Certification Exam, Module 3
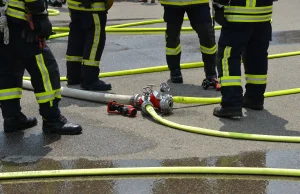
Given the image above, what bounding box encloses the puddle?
[1,150,300,193]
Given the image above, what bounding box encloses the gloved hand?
[22,13,52,43]
[213,3,228,27]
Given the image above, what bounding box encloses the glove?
[213,3,228,27]
[22,13,52,43]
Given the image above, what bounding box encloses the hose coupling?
[159,94,173,114]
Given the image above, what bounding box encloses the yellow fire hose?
[1,166,300,180]
[8,9,300,181]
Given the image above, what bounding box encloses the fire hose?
[20,9,300,143]
[10,8,300,180]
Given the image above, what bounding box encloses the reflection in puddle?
[1,149,300,193]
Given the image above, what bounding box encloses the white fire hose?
[22,80,133,105]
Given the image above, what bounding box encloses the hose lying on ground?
[12,8,300,181]
[1,166,300,180]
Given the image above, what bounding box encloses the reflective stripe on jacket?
[67,0,106,11]
[224,0,273,22]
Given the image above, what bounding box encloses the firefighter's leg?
[0,45,37,132]
[66,11,85,85]
[242,22,271,110]
[187,5,217,79]
[163,6,185,83]
[81,12,111,91]
[25,46,82,135]
[213,23,254,118]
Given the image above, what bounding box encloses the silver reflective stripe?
[225,6,272,14]
[0,91,22,97]
[166,45,181,55]
[8,0,25,9]
[248,0,255,7]
[83,60,99,66]
[55,91,62,97]
[36,54,51,92]
[66,55,83,62]
[221,79,241,83]
[225,14,272,22]
[36,93,55,101]
[200,45,217,54]
[6,8,26,20]
[246,77,267,81]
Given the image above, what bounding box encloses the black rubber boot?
[170,69,183,83]
[81,80,112,91]
[243,96,264,110]
[42,115,82,135]
[67,79,81,85]
[213,107,243,118]
[4,112,37,133]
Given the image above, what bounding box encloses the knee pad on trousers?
[192,23,216,47]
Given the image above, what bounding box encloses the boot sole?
[213,111,243,118]
[43,127,82,135]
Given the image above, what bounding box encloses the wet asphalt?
[1,0,300,193]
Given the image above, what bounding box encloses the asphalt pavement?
[1,1,300,193]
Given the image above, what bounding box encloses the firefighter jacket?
[5,0,47,23]
[224,0,273,22]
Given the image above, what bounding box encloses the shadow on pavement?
[0,132,61,164]
[218,109,300,137]
[166,80,221,98]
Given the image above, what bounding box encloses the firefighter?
[0,0,82,134]
[65,0,113,91]
[160,0,219,89]
[212,0,274,118]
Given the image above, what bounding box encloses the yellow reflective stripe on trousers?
[84,14,101,67]
[222,46,231,77]
[6,8,27,20]
[224,6,273,14]
[0,88,22,100]
[35,54,54,104]
[245,74,267,84]
[35,89,61,104]
[8,0,25,10]
[83,60,100,67]
[220,76,242,86]
[166,44,181,55]
[24,0,38,3]
[67,1,106,11]
[200,44,217,55]
[246,0,256,7]
[160,0,208,6]
[225,14,272,22]
[66,55,83,62]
